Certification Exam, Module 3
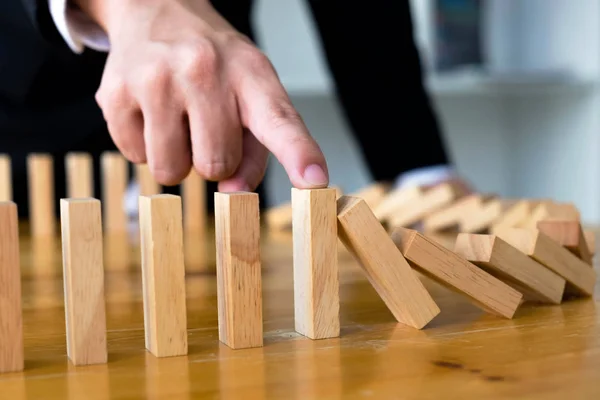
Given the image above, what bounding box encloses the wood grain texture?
[392,228,523,319]
[101,151,128,234]
[215,192,263,349]
[139,194,188,357]
[537,220,592,265]
[292,188,339,340]
[495,227,597,297]
[454,234,566,304]
[65,152,93,199]
[336,196,440,329]
[60,198,107,365]
[0,202,22,373]
[27,154,56,236]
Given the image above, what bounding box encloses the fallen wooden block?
[495,227,596,297]
[388,182,464,228]
[348,182,390,209]
[423,193,496,232]
[371,185,423,222]
[391,228,523,319]
[536,220,592,265]
[490,200,542,233]
[337,196,440,329]
[460,199,517,233]
[520,201,580,230]
[454,233,566,304]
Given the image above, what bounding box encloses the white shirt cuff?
[393,164,456,189]
[49,0,110,53]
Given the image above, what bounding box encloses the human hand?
[79,0,329,191]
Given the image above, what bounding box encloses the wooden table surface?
[1,223,599,399]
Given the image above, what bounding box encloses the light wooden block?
[139,194,188,357]
[520,202,580,230]
[0,202,23,373]
[495,227,596,297]
[135,163,161,196]
[292,188,339,340]
[348,182,390,209]
[27,153,56,236]
[66,152,93,198]
[454,233,566,304]
[388,182,464,228]
[460,199,517,233]
[0,155,12,201]
[60,198,107,365]
[584,230,596,256]
[372,186,423,222]
[391,228,523,319]
[101,151,128,234]
[423,193,495,232]
[215,192,263,349]
[490,200,542,233]
[336,196,440,329]
[537,220,593,265]
[182,170,206,233]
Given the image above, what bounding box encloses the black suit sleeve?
[15,0,71,48]
[306,0,452,182]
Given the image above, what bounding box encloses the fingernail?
[303,164,328,187]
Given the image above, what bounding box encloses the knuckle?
[95,80,129,110]
[242,49,274,74]
[138,62,171,94]
[180,39,220,81]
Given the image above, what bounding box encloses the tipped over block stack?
[215,192,263,349]
[139,194,188,357]
[292,188,340,340]
[336,196,440,329]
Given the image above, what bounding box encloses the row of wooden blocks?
[0,152,206,236]
[2,183,597,373]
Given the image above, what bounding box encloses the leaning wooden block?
[537,220,592,265]
[391,228,523,319]
[460,199,517,233]
[139,194,188,357]
[454,233,566,304]
[348,182,390,209]
[0,202,23,373]
[215,192,263,349]
[423,193,495,232]
[336,196,440,329]
[495,228,596,297]
[490,200,542,233]
[60,198,107,365]
[520,202,580,230]
[292,188,339,340]
[372,185,423,222]
[388,182,464,228]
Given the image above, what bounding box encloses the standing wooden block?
[27,153,56,236]
[495,228,597,297]
[336,196,440,329]
[101,151,128,234]
[454,234,566,304]
[65,152,93,198]
[135,164,161,196]
[537,220,593,265]
[0,202,23,373]
[423,193,495,232]
[292,188,339,340]
[0,155,12,201]
[182,170,206,233]
[391,228,523,319]
[139,194,188,357]
[388,182,464,228]
[60,198,107,365]
[215,192,263,348]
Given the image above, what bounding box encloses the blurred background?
[255,0,600,225]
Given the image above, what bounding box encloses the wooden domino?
[27,153,56,236]
[520,201,580,230]
[454,233,566,304]
[388,182,464,228]
[101,151,128,234]
[292,188,339,340]
[60,198,107,365]
[139,194,188,357]
[215,192,263,349]
[490,200,542,233]
[495,227,596,297]
[135,163,161,196]
[391,228,523,319]
[0,202,23,373]
[348,182,390,209]
[584,230,596,256]
[372,185,422,222]
[0,154,12,201]
[460,199,517,233]
[423,193,496,232]
[182,170,206,233]
[336,196,440,329]
[65,152,93,198]
[536,220,593,265]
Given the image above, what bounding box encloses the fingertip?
[300,163,329,188]
[218,179,251,193]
